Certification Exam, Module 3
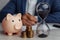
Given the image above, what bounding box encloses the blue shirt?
[0,0,60,23]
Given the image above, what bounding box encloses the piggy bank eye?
[12,20,14,22]
[19,19,20,21]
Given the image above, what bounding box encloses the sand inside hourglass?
[38,10,49,19]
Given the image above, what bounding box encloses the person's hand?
[22,13,37,26]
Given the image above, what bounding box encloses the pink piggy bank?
[2,13,22,36]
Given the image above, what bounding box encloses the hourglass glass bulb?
[42,4,48,9]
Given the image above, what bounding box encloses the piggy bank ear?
[6,13,12,20]
[16,13,21,18]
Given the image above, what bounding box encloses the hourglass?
[36,2,50,38]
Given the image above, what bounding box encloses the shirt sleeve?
[46,0,60,23]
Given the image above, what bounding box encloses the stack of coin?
[27,31,34,38]
[26,26,34,38]
[26,26,32,31]
[21,31,27,38]
[21,26,34,38]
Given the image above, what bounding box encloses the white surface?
[0,23,60,40]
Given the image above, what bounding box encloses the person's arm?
[46,0,60,23]
[46,12,60,23]
[0,0,16,22]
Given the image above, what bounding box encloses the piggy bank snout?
[14,24,21,30]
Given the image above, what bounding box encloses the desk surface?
[0,23,60,40]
